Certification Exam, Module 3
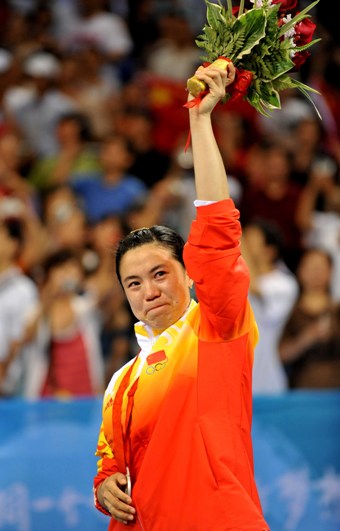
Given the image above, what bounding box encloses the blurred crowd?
[0,0,340,399]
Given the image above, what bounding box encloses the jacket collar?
[134,299,197,357]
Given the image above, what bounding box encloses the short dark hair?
[43,248,80,277]
[299,247,334,269]
[115,225,185,285]
[57,111,93,142]
[101,133,135,157]
[246,217,284,260]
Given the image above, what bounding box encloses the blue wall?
[0,392,339,531]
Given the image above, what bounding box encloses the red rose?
[272,0,297,13]
[294,17,316,46]
[292,50,311,70]
[227,69,253,102]
[232,6,240,16]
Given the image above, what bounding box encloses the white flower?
[282,14,296,39]
[289,39,297,57]
[250,0,273,6]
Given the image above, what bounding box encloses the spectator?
[62,0,133,75]
[0,195,48,277]
[0,48,17,133]
[0,216,38,397]
[0,130,34,202]
[290,117,336,187]
[7,51,76,157]
[115,108,171,189]
[279,248,340,389]
[23,248,105,398]
[213,110,255,185]
[86,214,135,382]
[310,39,340,153]
[58,46,120,139]
[125,171,195,239]
[126,0,160,65]
[296,156,340,300]
[4,3,60,59]
[240,140,304,272]
[41,184,88,256]
[242,218,299,394]
[0,131,49,273]
[1,9,44,61]
[29,111,101,191]
[145,5,200,82]
[71,133,147,223]
[132,5,201,155]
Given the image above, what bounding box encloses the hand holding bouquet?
[186,0,321,117]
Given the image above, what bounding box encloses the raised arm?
[184,64,255,340]
[188,64,236,201]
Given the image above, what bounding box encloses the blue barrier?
[0,392,339,531]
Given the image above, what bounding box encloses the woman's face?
[243,225,267,264]
[298,250,332,292]
[47,259,83,295]
[120,243,191,331]
[91,217,123,252]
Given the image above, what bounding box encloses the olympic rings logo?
[146,359,168,375]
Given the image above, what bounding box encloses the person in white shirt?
[6,52,76,157]
[62,0,133,61]
[0,217,38,397]
[242,218,299,394]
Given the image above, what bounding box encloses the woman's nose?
[144,281,160,300]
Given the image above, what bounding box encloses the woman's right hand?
[98,472,136,525]
[188,62,236,117]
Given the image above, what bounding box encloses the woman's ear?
[184,270,193,289]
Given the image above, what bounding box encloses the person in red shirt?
[94,64,269,530]
[24,248,104,398]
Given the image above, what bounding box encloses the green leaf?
[293,38,322,53]
[232,26,246,57]
[267,55,295,80]
[271,74,295,91]
[246,89,271,116]
[265,3,280,30]
[206,1,223,30]
[232,8,267,60]
[273,75,322,118]
[221,37,236,59]
[195,37,206,49]
[273,75,320,94]
[258,81,281,110]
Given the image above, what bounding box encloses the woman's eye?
[155,271,166,278]
[128,280,140,288]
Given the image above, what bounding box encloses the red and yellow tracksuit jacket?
[94,199,270,530]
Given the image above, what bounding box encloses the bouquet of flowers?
[186,0,321,117]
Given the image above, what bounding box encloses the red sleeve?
[183,199,251,340]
